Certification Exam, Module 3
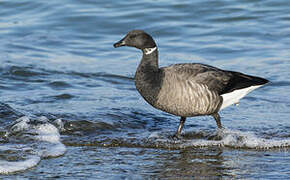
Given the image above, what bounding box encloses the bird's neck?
[134,46,161,105]
[135,46,160,85]
[138,47,159,72]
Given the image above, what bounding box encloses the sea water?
[0,0,289,179]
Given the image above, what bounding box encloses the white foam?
[149,128,290,149]
[40,143,66,158]
[0,116,66,174]
[148,131,160,139]
[9,116,30,133]
[53,118,65,132]
[0,156,40,174]
[34,123,61,143]
[219,129,290,149]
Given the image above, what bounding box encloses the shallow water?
[0,0,289,179]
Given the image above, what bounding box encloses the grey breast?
[154,64,223,117]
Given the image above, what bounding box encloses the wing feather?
[161,63,268,95]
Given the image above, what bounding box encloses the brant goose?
[114,30,268,137]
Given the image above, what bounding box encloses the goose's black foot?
[170,133,183,140]
[208,127,225,141]
[170,116,187,140]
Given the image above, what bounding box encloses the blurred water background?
[0,0,289,179]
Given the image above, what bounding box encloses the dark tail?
[221,71,269,94]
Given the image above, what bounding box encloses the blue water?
[0,0,290,179]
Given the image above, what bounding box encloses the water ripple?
[1,0,290,178]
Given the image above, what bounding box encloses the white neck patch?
[144,47,157,55]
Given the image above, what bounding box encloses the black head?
[114,30,156,50]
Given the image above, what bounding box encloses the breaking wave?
[147,128,290,149]
[0,116,66,174]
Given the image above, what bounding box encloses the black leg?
[212,113,222,129]
[176,117,186,135]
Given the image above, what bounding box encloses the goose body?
[114,30,269,136]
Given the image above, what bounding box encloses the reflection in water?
[155,148,228,179]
